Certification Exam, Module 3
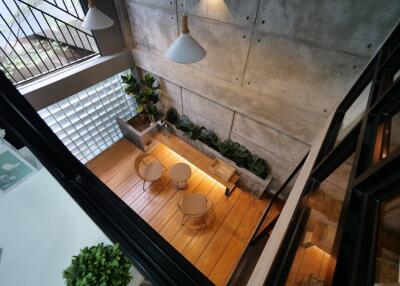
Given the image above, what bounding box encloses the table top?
[141,161,163,181]
[170,162,191,181]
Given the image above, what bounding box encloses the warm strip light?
[157,142,225,189]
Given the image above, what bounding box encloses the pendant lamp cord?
[181,0,189,33]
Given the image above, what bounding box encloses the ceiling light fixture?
[82,0,114,30]
[166,0,206,64]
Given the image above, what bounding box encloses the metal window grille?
[38,70,137,164]
[0,0,99,85]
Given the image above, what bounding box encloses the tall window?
[38,70,137,163]
[0,0,99,85]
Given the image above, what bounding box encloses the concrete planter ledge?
[162,123,273,198]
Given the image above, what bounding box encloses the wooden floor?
[86,136,274,285]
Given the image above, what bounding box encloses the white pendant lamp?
[166,1,206,64]
[82,0,114,30]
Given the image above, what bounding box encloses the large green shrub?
[63,243,132,286]
[121,72,160,123]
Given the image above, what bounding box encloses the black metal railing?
[0,0,98,85]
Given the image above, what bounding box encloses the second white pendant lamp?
[166,1,206,64]
[82,0,114,30]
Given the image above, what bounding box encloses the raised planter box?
[161,122,273,198]
[116,118,158,152]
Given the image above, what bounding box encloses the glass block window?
[38,70,137,163]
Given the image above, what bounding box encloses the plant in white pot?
[63,243,134,286]
[117,72,160,151]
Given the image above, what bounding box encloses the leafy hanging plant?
[63,243,132,286]
[121,72,160,123]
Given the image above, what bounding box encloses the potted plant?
[63,243,134,286]
[116,72,160,151]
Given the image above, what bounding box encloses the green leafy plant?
[176,115,191,131]
[166,110,268,179]
[175,115,203,140]
[165,107,179,124]
[199,129,220,150]
[63,243,132,286]
[218,139,239,160]
[121,72,160,123]
[218,139,251,168]
[233,144,252,168]
[248,155,268,179]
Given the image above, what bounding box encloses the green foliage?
[248,155,268,179]
[176,115,202,139]
[167,109,268,179]
[120,74,138,95]
[165,107,179,124]
[121,72,160,122]
[198,129,219,150]
[63,243,132,286]
[218,139,251,168]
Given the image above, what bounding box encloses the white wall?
[0,162,143,285]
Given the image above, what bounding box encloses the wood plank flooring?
[86,137,272,285]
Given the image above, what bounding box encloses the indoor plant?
[63,243,132,286]
[164,108,269,179]
[117,72,160,151]
[121,72,160,127]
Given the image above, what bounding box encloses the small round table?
[170,163,191,190]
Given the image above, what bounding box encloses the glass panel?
[335,83,371,145]
[0,137,151,286]
[375,194,400,283]
[38,70,137,164]
[285,155,353,285]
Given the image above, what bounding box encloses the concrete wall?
[119,0,400,188]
